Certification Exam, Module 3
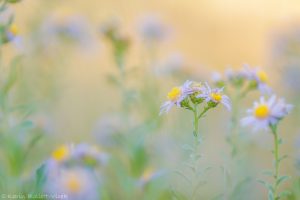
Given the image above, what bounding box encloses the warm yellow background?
[15,0,300,67]
[10,0,300,142]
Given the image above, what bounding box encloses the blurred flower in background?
[44,167,99,200]
[271,26,300,95]
[37,15,96,51]
[138,15,170,45]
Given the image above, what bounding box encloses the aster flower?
[45,143,107,187]
[241,95,293,131]
[159,80,194,115]
[45,144,74,178]
[39,15,95,50]
[138,15,169,43]
[44,167,99,200]
[211,72,222,83]
[242,65,272,94]
[6,24,18,40]
[197,83,231,111]
[241,95,293,199]
[0,23,19,44]
[49,143,108,167]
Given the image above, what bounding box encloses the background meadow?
[1,0,300,199]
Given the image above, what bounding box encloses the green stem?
[191,106,211,144]
[191,105,201,200]
[114,51,129,113]
[271,124,279,200]
[198,106,210,119]
[193,105,199,140]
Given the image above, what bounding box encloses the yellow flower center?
[52,145,69,162]
[211,93,222,102]
[167,87,181,101]
[257,71,268,83]
[66,175,82,193]
[254,104,269,119]
[9,24,18,36]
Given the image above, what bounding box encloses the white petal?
[241,116,255,126]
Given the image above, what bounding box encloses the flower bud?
[190,93,203,105]
[180,98,192,110]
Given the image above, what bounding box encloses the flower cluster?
[43,143,108,199]
[160,80,231,115]
[49,143,109,168]
[212,64,271,95]
[241,65,271,94]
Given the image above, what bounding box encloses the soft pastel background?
[1,0,300,199]
[8,0,300,135]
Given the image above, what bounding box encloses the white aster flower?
[197,83,231,111]
[49,143,109,168]
[241,95,293,131]
[159,80,193,115]
[211,72,222,83]
[242,65,272,94]
[44,167,99,200]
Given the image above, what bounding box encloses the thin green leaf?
[35,164,47,192]
[257,179,274,192]
[1,56,22,96]
[276,176,290,186]
[278,155,288,163]
[262,170,274,177]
